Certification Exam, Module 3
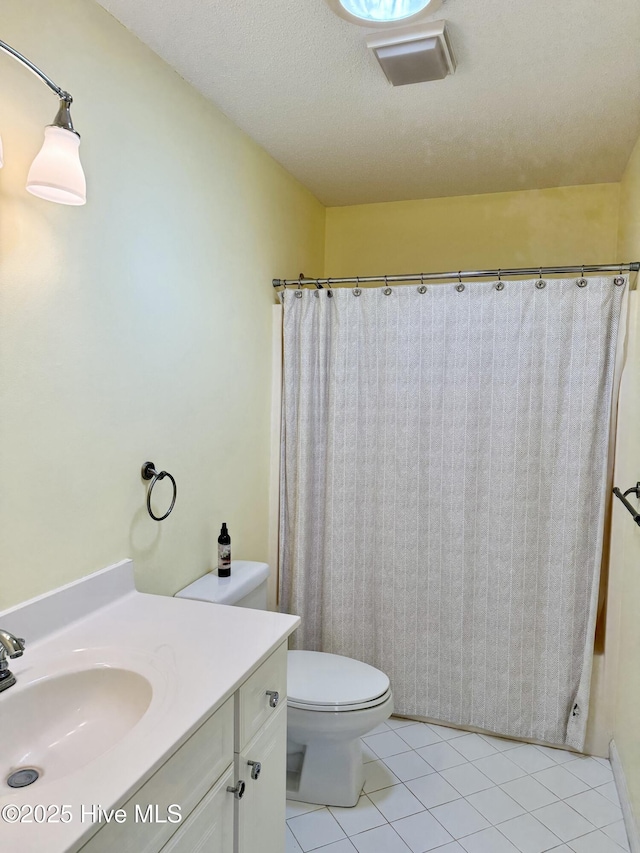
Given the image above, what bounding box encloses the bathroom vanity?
[0,560,298,853]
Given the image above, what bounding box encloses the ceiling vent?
[366,21,456,86]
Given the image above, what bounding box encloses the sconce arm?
[0,38,72,103]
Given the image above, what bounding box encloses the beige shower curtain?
[279,276,625,749]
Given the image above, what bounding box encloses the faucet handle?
[0,630,26,659]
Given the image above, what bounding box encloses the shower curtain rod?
[272,262,640,290]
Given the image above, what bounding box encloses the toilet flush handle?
[266,690,279,708]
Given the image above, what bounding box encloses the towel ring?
[141,461,177,521]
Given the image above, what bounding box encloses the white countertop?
[0,561,300,853]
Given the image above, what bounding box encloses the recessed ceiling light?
[327,0,442,27]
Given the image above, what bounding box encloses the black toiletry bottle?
[218,523,231,577]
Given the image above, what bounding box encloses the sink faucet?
[0,630,25,693]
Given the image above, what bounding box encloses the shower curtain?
[279,276,625,749]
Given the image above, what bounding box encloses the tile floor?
[285,717,630,853]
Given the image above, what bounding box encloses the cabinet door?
[159,764,234,853]
[236,704,286,853]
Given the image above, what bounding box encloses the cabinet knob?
[247,760,262,780]
[227,780,246,799]
[266,689,279,708]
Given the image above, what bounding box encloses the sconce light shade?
[26,126,86,205]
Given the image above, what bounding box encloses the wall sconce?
[0,39,86,205]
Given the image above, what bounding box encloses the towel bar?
[613,483,640,527]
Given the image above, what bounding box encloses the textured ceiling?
[97,0,640,206]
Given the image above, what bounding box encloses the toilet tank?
[175,561,270,610]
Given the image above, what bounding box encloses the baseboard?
[610,739,640,853]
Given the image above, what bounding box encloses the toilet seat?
[287,651,391,712]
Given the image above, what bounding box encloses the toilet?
[176,561,393,807]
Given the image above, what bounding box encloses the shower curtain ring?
[383,275,392,295]
[418,273,427,294]
[575,265,588,287]
[354,276,362,296]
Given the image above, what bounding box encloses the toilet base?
[287,738,364,808]
[286,691,394,808]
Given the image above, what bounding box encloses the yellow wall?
[0,0,324,609]
[611,134,640,829]
[325,184,620,277]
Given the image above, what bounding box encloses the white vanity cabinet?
[234,642,288,853]
[78,642,288,853]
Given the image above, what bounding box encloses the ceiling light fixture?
[327,0,442,28]
[0,39,86,206]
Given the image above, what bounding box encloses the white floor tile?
[533,746,580,765]
[287,800,326,819]
[440,764,494,796]
[473,754,526,785]
[533,766,590,799]
[398,723,444,749]
[564,788,622,828]
[596,782,622,806]
[287,825,304,852]
[459,826,520,853]
[500,776,559,811]
[287,719,617,853]
[368,722,391,736]
[363,730,413,759]
[430,799,490,839]
[567,830,624,853]
[383,750,435,782]
[387,717,417,730]
[330,796,387,836]
[392,809,454,852]
[563,756,614,788]
[428,724,468,741]
[452,734,498,761]
[601,819,631,851]
[288,808,347,852]
[407,773,462,809]
[417,742,469,771]
[363,759,402,793]
[497,813,561,853]
[531,801,595,842]
[349,824,412,853]
[313,842,357,853]
[362,742,378,763]
[466,787,525,825]
[478,734,521,752]
[368,784,426,822]
[507,745,556,774]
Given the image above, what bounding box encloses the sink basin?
[1,667,153,789]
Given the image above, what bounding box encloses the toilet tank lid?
[288,651,390,707]
[174,561,269,606]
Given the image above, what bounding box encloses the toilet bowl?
[175,561,393,807]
